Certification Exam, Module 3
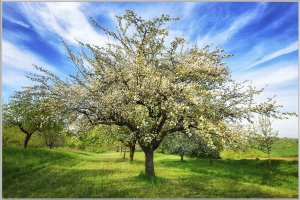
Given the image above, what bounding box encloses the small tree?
[249,115,279,172]
[193,133,223,165]
[40,120,65,149]
[108,126,137,162]
[2,90,52,149]
[87,124,137,162]
[65,115,95,150]
[160,132,197,161]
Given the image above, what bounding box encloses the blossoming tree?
[28,10,294,176]
[3,90,62,149]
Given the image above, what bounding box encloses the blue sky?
[2,2,298,138]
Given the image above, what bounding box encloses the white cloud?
[251,88,298,138]
[3,40,57,73]
[236,64,298,88]
[182,2,200,15]
[2,40,58,89]
[6,18,30,29]
[234,62,298,112]
[246,41,298,69]
[16,2,204,51]
[197,3,268,48]
[107,2,200,20]
[2,69,31,88]
[234,61,298,138]
[3,29,32,43]
[20,2,108,47]
[273,116,298,138]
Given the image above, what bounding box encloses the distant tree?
[40,120,65,149]
[65,115,95,150]
[2,126,23,147]
[192,133,223,165]
[28,10,295,176]
[2,126,14,147]
[160,132,197,161]
[279,137,293,150]
[190,121,249,165]
[249,115,279,172]
[2,90,54,149]
[74,123,137,162]
[109,126,137,162]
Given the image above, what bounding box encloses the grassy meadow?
[221,139,298,159]
[3,139,298,198]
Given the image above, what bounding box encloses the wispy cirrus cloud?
[236,63,298,88]
[3,40,58,73]
[5,18,30,29]
[245,41,298,70]
[2,40,60,96]
[197,3,268,48]
[237,63,298,138]
[20,2,108,46]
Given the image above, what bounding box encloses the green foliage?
[26,134,45,148]
[64,135,85,150]
[249,115,279,155]
[3,147,298,198]
[39,119,66,148]
[87,125,114,146]
[159,132,197,159]
[159,131,224,160]
[2,126,23,147]
[3,90,50,134]
[3,90,67,149]
[64,124,121,150]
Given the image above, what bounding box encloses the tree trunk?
[180,153,184,161]
[123,147,126,159]
[209,157,213,166]
[23,134,32,149]
[268,153,272,173]
[129,145,135,163]
[144,148,155,177]
[3,138,9,147]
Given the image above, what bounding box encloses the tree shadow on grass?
[158,158,298,190]
[134,171,164,184]
[99,172,297,198]
[3,166,124,198]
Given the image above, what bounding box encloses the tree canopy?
[3,90,49,148]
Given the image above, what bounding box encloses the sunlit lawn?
[3,147,298,198]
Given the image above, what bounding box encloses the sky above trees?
[2,2,298,138]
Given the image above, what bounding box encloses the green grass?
[271,139,298,157]
[3,147,298,198]
[221,139,298,159]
